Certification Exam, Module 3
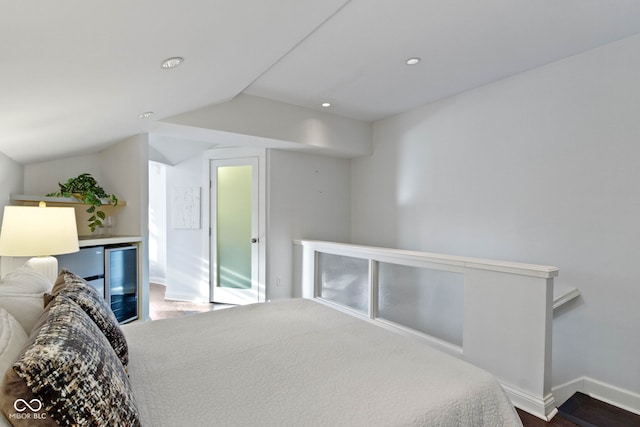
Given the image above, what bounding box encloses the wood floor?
[148,284,638,426]
[148,283,232,320]
[518,392,640,427]
[518,409,579,427]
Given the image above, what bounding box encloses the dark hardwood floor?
[519,392,640,427]
[518,408,579,427]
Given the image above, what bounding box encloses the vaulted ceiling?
[3,0,640,164]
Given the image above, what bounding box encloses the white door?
[210,157,260,304]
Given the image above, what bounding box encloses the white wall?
[268,149,351,299]
[99,135,149,238]
[148,161,167,284]
[0,151,24,277]
[352,34,640,400]
[0,151,24,211]
[23,136,149,238]
[164,153,208,302]
[24,154,103,196]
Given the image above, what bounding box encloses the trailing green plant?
[46,173,118,232]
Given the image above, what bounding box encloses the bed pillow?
[0,308,28,386]
[0,295,44,336]
[0,306,50,427]
[0,266,52,333]
[0,295,140,427]
[0,267,52,294]
[46,269,128,367]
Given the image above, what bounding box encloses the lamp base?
[25,256,59,284]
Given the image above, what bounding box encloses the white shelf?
[10,195,125,206]
[10,194,129,238]
[78,235,142,247]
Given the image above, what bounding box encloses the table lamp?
[0,202,79,282]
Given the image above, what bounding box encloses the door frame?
[203,148,266,304]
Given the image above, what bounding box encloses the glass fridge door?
[105,245,138,323]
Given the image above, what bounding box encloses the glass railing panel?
[317,252,369,313]
[378,263,464,346]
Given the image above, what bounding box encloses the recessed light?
[161,57,184,69]
[406,57,421,65]
[138,112,154,119]
[321,102,332,108]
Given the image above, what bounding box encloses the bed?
[0,267,522,426]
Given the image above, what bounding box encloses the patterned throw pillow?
[3,295,140,427]
[46,270,129,367]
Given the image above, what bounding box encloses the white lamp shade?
[0,205,79,257]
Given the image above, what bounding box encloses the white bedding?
[122,299,522,427]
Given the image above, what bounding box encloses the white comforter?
[123,299,522,426]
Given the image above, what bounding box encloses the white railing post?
[368,259,378,319]
[463,270,556,420]
[300,242,317,299]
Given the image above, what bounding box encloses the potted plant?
[47,173,118,233]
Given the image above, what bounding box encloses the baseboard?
[148,276,166,285]
[552,377,640,416]
[164,291,208,303]
[502,384,558,421]
[552,378,585,407]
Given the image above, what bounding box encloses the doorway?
[209,152,265,304]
